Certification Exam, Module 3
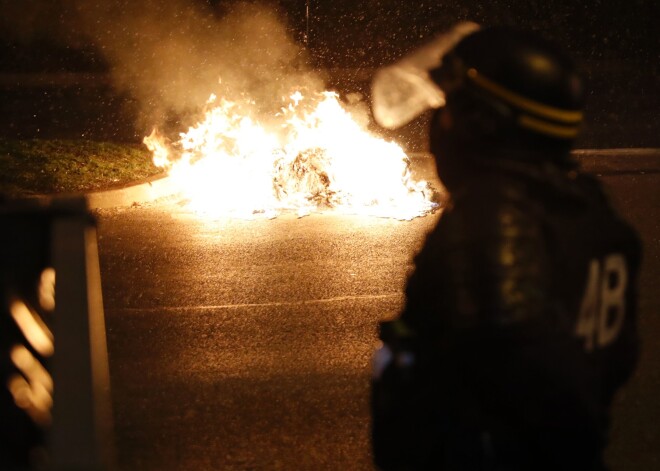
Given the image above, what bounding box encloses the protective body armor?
[372,159,641,470]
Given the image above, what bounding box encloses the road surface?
[96,169,659,470]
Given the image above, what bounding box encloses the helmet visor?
[371,22,479,129]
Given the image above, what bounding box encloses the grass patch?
[0,138,162,197]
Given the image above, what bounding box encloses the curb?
[27,148,660,210]
[409,148,660,184]
[23,173,181,211]
[571,148,660,175]
[85,173,180,209]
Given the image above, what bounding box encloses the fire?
[144,90,437,220]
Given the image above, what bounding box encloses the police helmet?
[429,27,585,146]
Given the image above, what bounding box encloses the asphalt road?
[96,170,659,471]
[98,208,436,471]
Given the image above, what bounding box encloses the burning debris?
[273,148,336,209]
[54,0,438,220]
[144,91,438,220]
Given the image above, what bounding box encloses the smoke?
[70,0,326,133]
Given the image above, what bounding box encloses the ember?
[144,90,437,220]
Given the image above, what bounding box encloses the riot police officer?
[371,26,641,470]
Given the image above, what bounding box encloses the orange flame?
[144,91,437,219]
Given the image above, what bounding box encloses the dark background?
[0,0,658,147]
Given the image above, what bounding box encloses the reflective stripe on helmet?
[466,68,583,124]
[518,114,581,139]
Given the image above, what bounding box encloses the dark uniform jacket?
[372,160,641,470]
